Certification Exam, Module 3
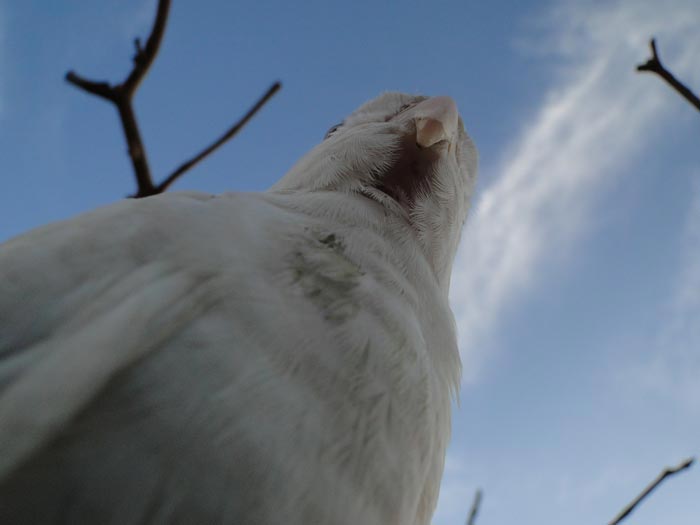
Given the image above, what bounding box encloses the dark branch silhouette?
[608,457,694,525]
[66,0,171,197]
[156,81,281,193]
[66,0,280,198]
[466,489,482,525]
[636,38,700,112]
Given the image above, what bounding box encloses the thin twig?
[66,1,280,198]
[64,72,115,101]
[66,0,172,197]
[636,38,700,112]
[608,457,694,525]
[123,0,170,96]
[466,489,482,525]
[155,81,282,193]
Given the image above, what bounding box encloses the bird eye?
[324,123,343,139]
[385,102,418,122]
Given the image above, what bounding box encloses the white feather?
[0,92,477,524]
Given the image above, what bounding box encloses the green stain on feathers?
[289,231,363,323]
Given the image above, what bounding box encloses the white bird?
[0,92,477,524]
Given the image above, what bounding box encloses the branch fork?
[66,0,280,197]
[636,38,700,112]
[608,457,694,525]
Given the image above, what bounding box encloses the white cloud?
[670,177,700,350]
[633,174,700,409]
[449,0,700,383]
[439,3,700,518]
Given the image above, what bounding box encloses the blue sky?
[1,1,699,524]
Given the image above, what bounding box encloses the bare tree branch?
[64,72,115,101]
[156,81,282,193]
[66,0,280,198]
[636,38,700,112]
[66,0,171,197]
[123,0,170,97]
[608,457,694,525]
[466,489,482,525]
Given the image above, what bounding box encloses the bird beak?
[414,96,459,148]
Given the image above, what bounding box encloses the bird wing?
[0,192,225,479]
[0,189,434,524]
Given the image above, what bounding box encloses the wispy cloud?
[449,0,700,383]
[633,174,700,409]
[438,2,700,519]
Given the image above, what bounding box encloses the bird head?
[272,92,478,290]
